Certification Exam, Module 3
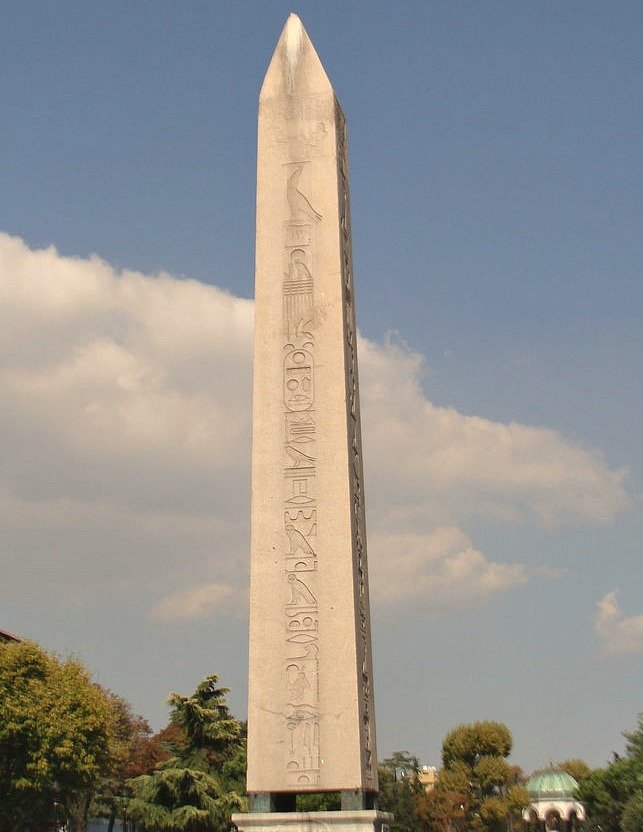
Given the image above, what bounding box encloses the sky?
[1,0,642,775]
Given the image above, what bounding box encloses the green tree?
[577,759,639,832]
[622,790,643,832]
[577,714,643,832]
[91,692,171,832]
[557,759,591,784]
[0,640,113,832]
[435,722,525,832]
[127,768,241,832]
[442,723,512,771]
[378,752,424,832]
[127,674,245,832]
[296,793,341,811]
[624,716,643,764]
[166,676,243,771]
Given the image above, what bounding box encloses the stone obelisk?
[233,16,389,832]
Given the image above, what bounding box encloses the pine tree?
[127,675,245,832]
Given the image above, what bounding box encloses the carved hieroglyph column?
[243,14,381,811]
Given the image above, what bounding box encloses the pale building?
[523,766,585,831]
[418,765,437,792]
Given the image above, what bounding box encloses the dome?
[527,768,579,800]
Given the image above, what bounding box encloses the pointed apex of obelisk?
[283,13,304,66]
[260,13,334,100]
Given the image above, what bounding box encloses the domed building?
[522,766,586,831]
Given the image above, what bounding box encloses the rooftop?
[526,767,579,800]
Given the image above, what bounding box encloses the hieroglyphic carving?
[282,158,321,787]
[287,164,322,222]
[284,347,314,411]
[285,412,315,444]
[268,94,375,789]
[283,248,314,340]
[270,93,332,158]
[335,101,375,783]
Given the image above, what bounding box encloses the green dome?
[527,768,579,800]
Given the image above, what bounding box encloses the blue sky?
[1,1,642,774]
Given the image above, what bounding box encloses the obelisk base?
[232,810,393,832]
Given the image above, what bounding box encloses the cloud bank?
[0,233,630,620]
[359,337,628,529]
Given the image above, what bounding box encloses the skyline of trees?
[1,638,640,832]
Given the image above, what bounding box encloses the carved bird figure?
[287,165,322,221]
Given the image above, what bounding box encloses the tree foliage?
[621,790,643,832]
[557,759,591,783]
[433,722,525,832]
[91,692,171,832]
[127,674,245,832]
[416,786,470,832]
[624,716,643,764]
[378,752,425,832]
[0,640,113,832]
[577,714,643,832]
[442,722,513,770]
[127,768,241,832]
[165,676,244,772]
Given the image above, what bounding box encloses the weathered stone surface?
[246,14,378,797]
[233,812,391,832]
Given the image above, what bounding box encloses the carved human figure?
[287,664,311,703]
[286,704,320,778]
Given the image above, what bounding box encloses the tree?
[577,759,639,832]
[624,715,643,764]
[557,759,591,784]
[127,768,241,832]
[378,752,425,832]
[442,722,512,771]
[127,674,245,832]
[416,786,470,832]
[435,722,526,832]
[165,676,244,771]
[296,792,341,811]
[577,714,643,832]
[622,791,643,832]
[91,692,172,832]
[0,640,113,832]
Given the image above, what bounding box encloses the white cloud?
[359,336,629,528]
[0,233,253,513]
[0,232,631,619]
[369,527,529,609]
[149,583,238,622]
[595,590,643,655]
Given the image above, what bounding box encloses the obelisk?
[233,16,389,832]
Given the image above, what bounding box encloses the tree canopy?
[557,759,592,783]
[127,674,245,832]
[442,721,513,770]
[422,721,527,832]
[90,691,171,832]
[3,636,640,832]
[577,714,643,832]
[0,640,114,832]
[378,752,425,832]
